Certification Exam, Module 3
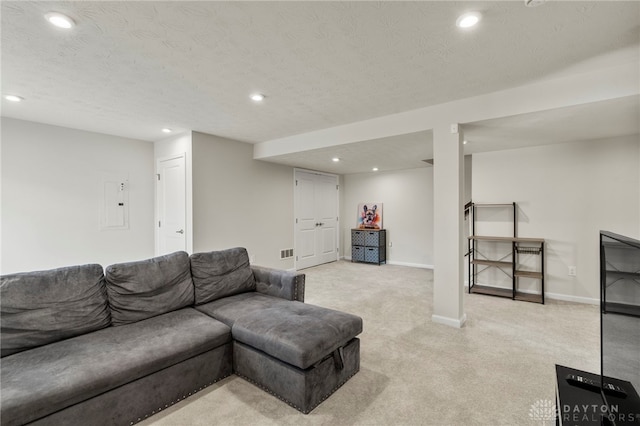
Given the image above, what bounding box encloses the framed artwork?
[357,203,383,229]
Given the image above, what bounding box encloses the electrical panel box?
[100,172,129,230]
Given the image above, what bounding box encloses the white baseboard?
[342,256,432,269]
[387,260,433,269]
[545,292,598,305]
[336,261,599,305]
[465,282,599,305]
[432,313,467,328]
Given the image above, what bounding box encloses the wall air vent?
[280,248,294,259]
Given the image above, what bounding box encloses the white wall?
[191,132,295,269]
[342,167,434,268]
[1,118,155,273]
[472,135,640,302]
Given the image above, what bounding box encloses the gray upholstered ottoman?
[232,301,363,413]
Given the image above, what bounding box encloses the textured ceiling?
[263,95,640,174]
[463,95,640,154]
[267,130,434,175]
[2,0,639,151]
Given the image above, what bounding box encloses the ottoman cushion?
[232,301,362,369]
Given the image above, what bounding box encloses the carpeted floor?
[141,260,599,425]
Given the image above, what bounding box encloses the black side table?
[555,365,640,426]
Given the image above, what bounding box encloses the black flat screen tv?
[600,231,640,424]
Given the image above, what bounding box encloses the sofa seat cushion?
[194,292,289,327]
[0,264,110,357]
[105,251,194,326]
[0,308,230,426]
[232,301,363,369]
[190,248,256,305]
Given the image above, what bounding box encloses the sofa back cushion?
[190,247,256,305]
[105,251,194,326]
[0,264,110,357]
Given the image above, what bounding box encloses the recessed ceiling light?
[372,167,379,172]
[332,157,340,162]
[456,12,481,29]
[45,12,75,29]
[161,128,173,133]
[463,140,468,145]
[250,93,265,102]
[4,95,24,102]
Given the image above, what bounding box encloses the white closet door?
[295,170,339,270]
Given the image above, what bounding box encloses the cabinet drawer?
[351,230,365,246]
[364,247,381,263]
[365,231,385,247]
[351,246,364,261]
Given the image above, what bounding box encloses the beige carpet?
[141,260,599,425]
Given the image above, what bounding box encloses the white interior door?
[295,170,338,269]
[157,155,186,255]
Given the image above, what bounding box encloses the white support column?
[432,123,466,328]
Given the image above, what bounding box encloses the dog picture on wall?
[357,203,383,229]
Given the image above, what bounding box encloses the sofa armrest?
[251,266,305,302]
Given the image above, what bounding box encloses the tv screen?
[600,231,640,416]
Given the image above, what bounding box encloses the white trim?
[293,167,339,178]
[432,313,467,328]
[387,260,433,269]
[465,282,599,305]
[292,171,297,268]
[343,256,433,269]
[545,292,598,305]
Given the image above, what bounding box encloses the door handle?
[176,229,184,234]
[315,222,324,227]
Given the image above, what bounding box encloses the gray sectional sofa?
[0,248,363,425]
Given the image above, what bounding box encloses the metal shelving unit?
[467,202,545,304]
